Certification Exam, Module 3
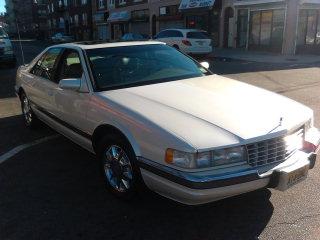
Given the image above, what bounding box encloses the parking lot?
[1,41,320,240]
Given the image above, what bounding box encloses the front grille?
[246,128,304,167]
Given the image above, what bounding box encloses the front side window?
[31,48,62,81]
[86,44,211,91]
[57,50,83,81]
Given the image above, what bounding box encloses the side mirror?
[59,78,81,91]
[200,61,210,69]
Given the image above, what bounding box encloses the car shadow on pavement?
[0,135,273,240]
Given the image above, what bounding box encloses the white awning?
[234,0,284,6]
[107,11,130,23]
[179,0,215,11]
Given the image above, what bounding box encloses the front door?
[28,47,63,114]
[53,48,90,135]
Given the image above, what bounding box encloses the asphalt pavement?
[1,41,320,240]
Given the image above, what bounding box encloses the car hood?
[99,75,312,150]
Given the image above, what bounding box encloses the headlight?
[165,146,247,169]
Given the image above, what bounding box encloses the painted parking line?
[0,135,59,165]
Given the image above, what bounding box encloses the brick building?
[4,0,48,38]
[47,0,93,41]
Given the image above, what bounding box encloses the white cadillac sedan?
[15,41,320,205]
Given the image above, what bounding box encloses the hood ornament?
[268,117,284,134]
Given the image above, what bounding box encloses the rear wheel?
[20,92,39,128]
[98,134,143,199]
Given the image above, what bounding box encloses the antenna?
[15,18,25,65]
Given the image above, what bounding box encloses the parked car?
[15,41,320,205]
[121,33,149,41]
[51,33,74,43]
[154,29,213,55]
[0,27,16,68]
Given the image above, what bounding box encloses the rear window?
[187,31,210,39]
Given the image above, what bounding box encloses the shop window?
[249,9,285,52]
[297,9,320,48]
[237,9,248,48]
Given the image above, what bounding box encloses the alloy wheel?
[103,145,133,192]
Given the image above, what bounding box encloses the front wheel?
[98,134,144,199]
[20,92,39,128]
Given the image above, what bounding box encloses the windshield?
[86,44,211,91]
[187,31,211,39]
[0,28,8,38]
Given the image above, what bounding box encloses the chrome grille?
[246,128,304,167]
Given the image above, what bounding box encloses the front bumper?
[138,131,320,205]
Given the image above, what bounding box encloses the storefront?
[131,9,150,35]
[107,11,130,40]
[296,7,320,54]
[233,0,286,53]
[179,0,221,46]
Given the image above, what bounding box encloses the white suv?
[154,29,213,55]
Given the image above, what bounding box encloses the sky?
[0,0,5,13]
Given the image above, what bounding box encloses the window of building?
[249,9,285,52]
[109,0,115,7]
[81,0,87,5]
[51,3,54,12]
[297,9,320,53]
[82,13,88,26]
[159,5,179,16]
[74,15,79,26]
[98,0,104,9]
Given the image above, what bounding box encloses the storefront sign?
[107,11,130,23]
[179,0,215,10]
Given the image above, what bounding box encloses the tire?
[97,134,144,199]
[20,92,39,128]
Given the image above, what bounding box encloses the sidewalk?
[210,48,320,64]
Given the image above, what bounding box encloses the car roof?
[56,40,165,50]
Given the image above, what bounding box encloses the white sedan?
[15,41,320,205]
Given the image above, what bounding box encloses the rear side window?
[31,48,62,81]
[156,30,183,38]
[167,30,183,37]
[156,31,168,38]
[186,31,211,39]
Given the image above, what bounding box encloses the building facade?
[4,0,48,38]
[220,0,320,54]
[47,0,93,41]
[92,0,109,40]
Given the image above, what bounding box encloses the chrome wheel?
[103,145,133,192]
[22,95,32,125]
